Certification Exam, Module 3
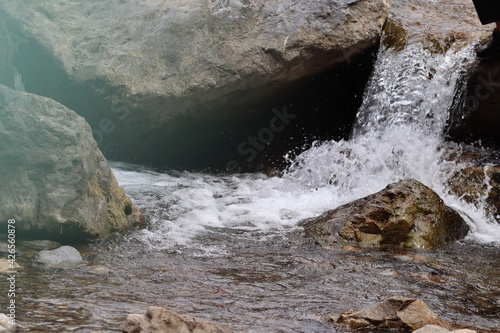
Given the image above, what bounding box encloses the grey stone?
[0,85,144,237]
[33,245,83,267]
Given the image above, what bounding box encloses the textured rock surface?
[336,297,450,331]
[382,0,489,52]
[0,85,144,237]
[448,165,500,222]
[302,179,470,248]
[123,306,233,333]
[0,0,389,168]
[33,246,83,267]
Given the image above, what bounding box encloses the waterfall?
[285,42,500,243]
[114,40,499,251]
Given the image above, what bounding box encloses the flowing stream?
[2,42,500,332]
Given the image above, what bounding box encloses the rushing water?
[2,42,500,332]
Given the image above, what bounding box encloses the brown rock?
[123,306,233,333]
[302,179,470,248]
[337,297,450,331]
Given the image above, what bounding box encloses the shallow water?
[2,228,499,332]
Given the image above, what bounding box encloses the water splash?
[285,43,500,244]
[114,42,499,250]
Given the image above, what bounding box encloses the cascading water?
[114,41,500,250]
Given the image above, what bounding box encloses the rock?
[0,259,21,273]
[448,164,500,222]
[302,179,470,248]
[0,85,144,237]
[33,245,83,267]
[382,0,489,52]
[123,306,233,333]
[0,0,389,168]
[336,297,450,331]
[0,313,15,332]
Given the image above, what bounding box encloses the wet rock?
[0,85,144,237]
[0,259,21,273]
[0,0,389,168]
[414,326,477,333]
[335,297,450,331]
[123,306,233,333]
[382,0,489,52]
[0,313,15,332]
[447,161,500,222]
[33,245,83,267]
[302,179,470,248]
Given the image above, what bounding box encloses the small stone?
[0,259,21,273]
[33,246,83,267]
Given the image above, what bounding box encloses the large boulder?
[123,306,234,333]
[302,179,470,248]
[0,0,390,169]
[0,85,144,237]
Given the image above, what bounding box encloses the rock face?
[123,306,233,333]
[335,297,450,331]
[302,179,470,248]
[0,85,144,237]
[33,246,83,267]
[0,0,389,169]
